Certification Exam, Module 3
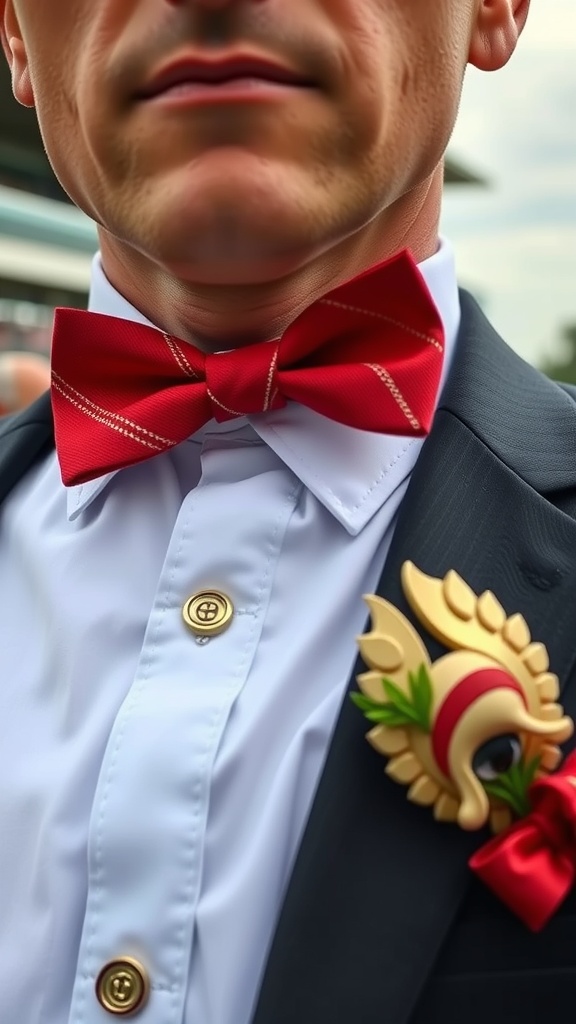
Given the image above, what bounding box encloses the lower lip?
[142,77,312,106]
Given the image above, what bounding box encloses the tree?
[540,324,576,384]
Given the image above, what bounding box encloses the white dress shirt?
[0,241,460,1024]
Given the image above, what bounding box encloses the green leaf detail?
[350,664,432,733]
[483,755,541,819]
[409,664,433,731]
[381,678,422,723]
[350,692,380,713]
[350,691,417,727]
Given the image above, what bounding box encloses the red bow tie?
[51,250,444,486]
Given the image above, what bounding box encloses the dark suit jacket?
[3,291,576,1024]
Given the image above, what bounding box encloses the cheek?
[23,2,137,216]
[34,76,103,218]
[330,4,463,184]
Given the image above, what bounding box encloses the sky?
[441,0,576,369]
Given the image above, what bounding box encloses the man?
[0,350,51,415]
[2,1,576,1023]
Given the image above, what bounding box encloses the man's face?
[2,0,503,284]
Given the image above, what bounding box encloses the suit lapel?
[251,294,576,1024]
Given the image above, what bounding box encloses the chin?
[141,188,331,285]
[162,239,319,287]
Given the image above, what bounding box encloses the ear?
[468,0,530,71]
[1,0,35,107]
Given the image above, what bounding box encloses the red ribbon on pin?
[470,750,576,931]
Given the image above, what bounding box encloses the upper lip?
[137,52,315,99]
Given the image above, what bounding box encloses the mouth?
[135,52,317,103]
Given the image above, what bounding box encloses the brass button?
[96,957,150,1016]
[183,590,234,636]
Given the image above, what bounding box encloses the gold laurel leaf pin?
[352,561,574,834]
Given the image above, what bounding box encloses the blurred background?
[442,0,576,381]
[0,1,574,382]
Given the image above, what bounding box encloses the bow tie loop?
[205,341,284,422]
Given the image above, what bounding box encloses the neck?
[98,168,443,353]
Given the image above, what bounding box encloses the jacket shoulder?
[557,382,576,405]
[446,293,576,497]
[0,392,54,505]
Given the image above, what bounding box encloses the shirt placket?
[69,438,300,1024]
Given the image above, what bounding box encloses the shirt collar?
[67,239,460,530]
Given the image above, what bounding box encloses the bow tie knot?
[205,341,283,421]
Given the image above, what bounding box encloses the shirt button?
[182,590,234,637]
[95,957,150,1016]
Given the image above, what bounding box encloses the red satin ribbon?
[469,751,576,931]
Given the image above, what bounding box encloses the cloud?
[443,0,576,367]
[452,53,576,180]
[448,223,576,367]
[520,0,576,50]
